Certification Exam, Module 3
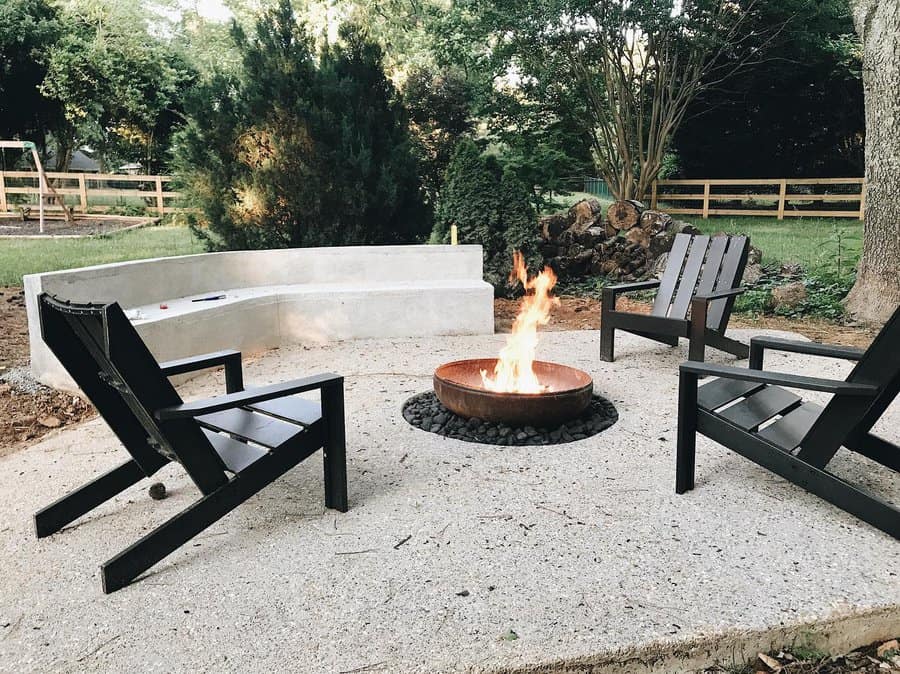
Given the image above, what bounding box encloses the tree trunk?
[843,0,900,325]
[54,137,75,173]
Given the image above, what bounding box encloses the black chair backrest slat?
[800,304,900,464]
[707,235,749,331]
[650,233,749,328]
[38,295,228,493]
[694,235,728,299]
[652,233,691,317]
[38,297,169,475]
[669,235,711,319]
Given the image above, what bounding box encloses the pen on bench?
[191,295,226,302]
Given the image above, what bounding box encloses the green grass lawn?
[679,215,862,272]
[0,224,204,286]
[0,212,862,288]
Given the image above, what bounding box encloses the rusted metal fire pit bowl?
[433,359,594,427]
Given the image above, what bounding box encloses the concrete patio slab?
[0,329,897,673]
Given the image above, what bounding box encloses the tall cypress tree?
[434,139,538,294]
[175,0,428,250]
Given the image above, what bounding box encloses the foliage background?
[175,1,429,250]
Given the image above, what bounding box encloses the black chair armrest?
[155,373,342,420]
[749,336,865,370]
[605,280,661,296]
[679,361,878,396]
[602,280,661,313]
[159,349,243,393]
[692,287,745,303]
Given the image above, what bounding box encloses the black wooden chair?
[600,233,750,362]
[676,305,900,539]
[34,294,348,593]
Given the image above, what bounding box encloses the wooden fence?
[650,177,865,220]
[0,171,184,216]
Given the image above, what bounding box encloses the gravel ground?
[0,329,897,673]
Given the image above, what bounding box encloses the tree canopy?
[431,0,778,200]
[41,0,196,172]
[673,0,864,178]
[0,0,63,154]
[175,0,428,250]
[0,0,866,184]
[0,0,876,280]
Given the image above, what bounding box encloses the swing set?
[0,140,74,233]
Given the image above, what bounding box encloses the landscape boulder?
[770,281,808,310]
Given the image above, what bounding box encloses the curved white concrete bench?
[24,245,494,391]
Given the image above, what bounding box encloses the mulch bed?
[0,381,93,459]
[702,638,900,673]
[0,288,28,373]
[402,391,618,445]
[0,216,151,237]
[0,287,96,457]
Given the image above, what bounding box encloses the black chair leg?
[844,432,900,472]
[101,486,247,594]
[687,335,706,362]
[35,459,147,538]
[599,325,615,362]
[676,370,698,493]
[706,421,900,540]
[599,289,616,362]
[706,331,750,359]
[688,304,708,362]
[322,382,348,512]
[101,437,316,593]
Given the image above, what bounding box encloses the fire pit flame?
[480,251,560,394]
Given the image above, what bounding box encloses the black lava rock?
[401,392,618,446]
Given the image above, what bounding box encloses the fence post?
[78,174,88,213]
[0,172,6,213]
[702,181,710,219]
[651,181,658,209]
[777,179,787,220]
[858,180,866,221]
[155,176,165,216]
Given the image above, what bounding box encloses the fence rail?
[650,177,865,220]
[0,171,184,216]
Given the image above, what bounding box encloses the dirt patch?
[702,637,900,673]
[495,295,652,333]
[0,215,152,237]
[730,313,878,349]
[0,381,94,459]
[0,287,96,456]
[496,295,877,349]
[0,287,28,372]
